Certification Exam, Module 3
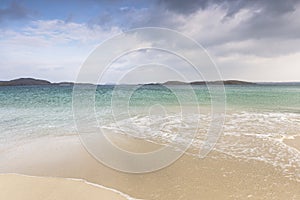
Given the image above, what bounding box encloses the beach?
[284,136,300,151]
[0,85,300,199]
[0,134,299,200]
[0,174,131,200]
[1,0,300,198]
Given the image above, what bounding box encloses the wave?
[101,111,300,181]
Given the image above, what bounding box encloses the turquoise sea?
[0,84,300,180]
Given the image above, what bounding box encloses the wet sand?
[284,136,300,151]
[0,174,130,200]
[0,135,299,200]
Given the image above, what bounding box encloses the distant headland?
[0,78,258,86]
[0,78,74,86]
[1,78,299,86]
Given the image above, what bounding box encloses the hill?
[0,78,51,86]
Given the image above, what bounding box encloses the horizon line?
[1,77,300,85]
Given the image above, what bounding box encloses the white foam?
[101,111,300,181]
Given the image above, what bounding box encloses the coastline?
[0,134,299,199]
[1,0,300,199]
[0,173,135,200]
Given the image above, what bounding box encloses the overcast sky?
[0,0,300,82]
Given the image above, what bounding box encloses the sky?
[0,0,300,83]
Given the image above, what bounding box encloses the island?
[0,78,73,86]
[0,78,259,86]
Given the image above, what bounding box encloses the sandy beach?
[1,0,300,198]
[284,136,300,151]
[0,134,299,200]
[0,174,131,200]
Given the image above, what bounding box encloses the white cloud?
[1,2,300,82]
[0,20,122,81]
[168,4,300,81]
[214,52,300,81]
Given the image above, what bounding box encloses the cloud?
[0,2,32,22]
[87,0,300,47]
[167,3,300,58]
[0,19,122,81]
[1,0,300,82]
[215,52,300,81]
[159,0,300,17]
[1,19,121,47]
[210,39,300,57]
[101,48,203,84]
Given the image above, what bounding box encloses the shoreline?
[1,134,299,199]
[0,173,136,200]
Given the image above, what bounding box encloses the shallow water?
[0,84,300,181]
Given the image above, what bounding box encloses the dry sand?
[0,135,300,200]
[0,174,130,200]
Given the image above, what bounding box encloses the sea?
[0,84,300,180]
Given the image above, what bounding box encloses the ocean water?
[0,84,300,180]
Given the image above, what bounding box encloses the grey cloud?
[158,0,211,14]
[172,1,300,56]
[158,0,300,17]
[88,11,113,28]
[235,6,300,40]
[89,0,300,40]
[88,5,182,30]
[0,2,31,22]
[84,0,300,58]
[159,0,300,42]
